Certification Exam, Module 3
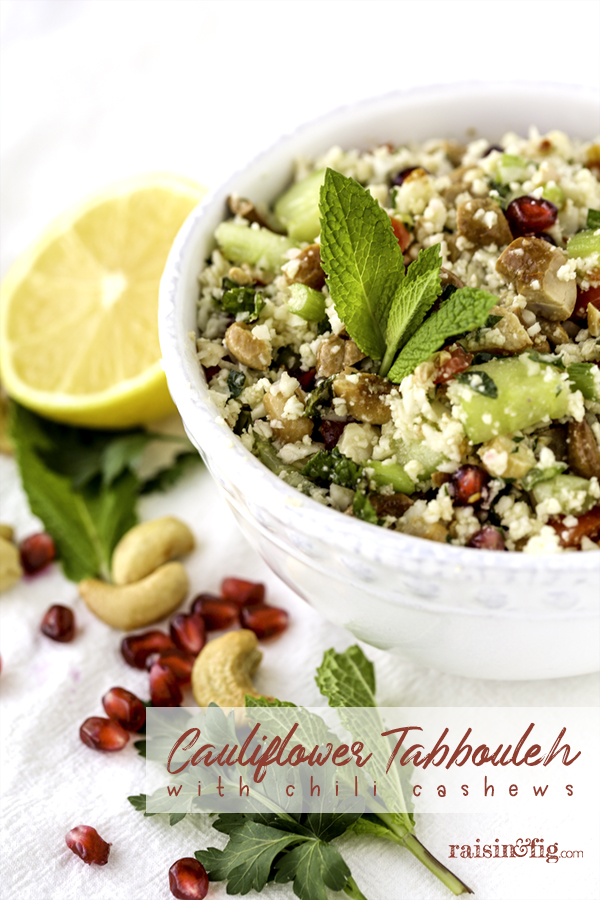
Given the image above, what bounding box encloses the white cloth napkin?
[1,3,599,898]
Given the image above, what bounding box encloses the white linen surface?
[1,3,599,899]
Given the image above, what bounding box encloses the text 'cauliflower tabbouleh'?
[195,129,600,553]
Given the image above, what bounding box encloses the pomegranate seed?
[318,419,349,450]
[202,364,220,381]
[192,594,239,631]
[505,196,557,237]
[152,649,195,685]
[550,506,600,548]
[170,613,206,656]
[149,662,182,707]
[573,284,600,321]
[80,717,129,752]
[449,465,490,507]
[390,216,411,251]
[65,825,111,866]
[102,687,146,732]
[468,527,506,551]
[392,166,423,187]
[433,346,474,385]
[19,532,55,574]
[221,577,265,608]
[169,857,209,900]
[241,604,289,640]
[40,605,75,642]
[291,368,316,392]
[121,630,176,669]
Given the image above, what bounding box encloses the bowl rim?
[159,81,600,576]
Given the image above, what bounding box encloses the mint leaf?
[388,287,498,383]
[10,404,137,581]
[316,645,377,708]
[352,483,379,525]
[220,278,265,322]
[274,839,351,900]
[139,451,202,494]
[127,793,148,812]
[319,169,404,359]
[244,695,297,708]
[380,244,443,376]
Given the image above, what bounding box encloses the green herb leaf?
[220,278,264,322]
[302,447,362,489]
[10,404,138,581]
[521,463,567,491]
[528,351,566,370]
[245,695,297,708]
[127,793,148,812]
[169,813,186,826]
[319,169,404,359]
[456,371,498,398]
[274,839,351,900]
[195,821,300,893]
[304,376,335,418]
[316,645,377,708]
[380,244,442,376]
[352,486,380,525]
[388,287,499,383]
[134,739,147,758]
[587,209,600,230]
[227,370,246,399]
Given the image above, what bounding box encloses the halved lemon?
[0,173,206,428]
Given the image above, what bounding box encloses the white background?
[1,2,599,899]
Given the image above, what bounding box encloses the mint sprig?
[388,287,498,383]
[319,168,404,360]
[380,242,443,377]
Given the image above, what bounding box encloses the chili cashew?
[0,536,22,593]
[191,629,270,708]
[79,562,188,630]
[111,516,195,585]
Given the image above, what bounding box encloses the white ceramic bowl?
[160,83,600,681]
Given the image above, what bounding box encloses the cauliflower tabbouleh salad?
[195,129,600,553]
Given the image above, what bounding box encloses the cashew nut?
[111,516,195,585]
[79,562,188,630]
[191,629,269,708]
[0,536,22,593]
[0,524,14,541]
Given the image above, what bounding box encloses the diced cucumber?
[215,222,297,271]
[449,354,571,444]
[366,460,415,494]
[531,474,596,514]
[566,229,600,259]
[542,184,564,209]
[568,363,599,401]
[497,153,532,185]
[274,169,326,242]
[392,437,447,478]
[287,283,326,321]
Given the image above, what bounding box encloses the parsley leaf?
[388,287,498,383]
[220,278,264,322]
[352,487,380,525]
[380,243,443,376]
[301,447,362,489]
[274,839,351,900]
[319,169,404,360]
[195,820,300,894]
[456,371,498,399]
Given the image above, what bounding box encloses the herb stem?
[343,875,370,900]
[378,345,396,379]
[375,818,473,896]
